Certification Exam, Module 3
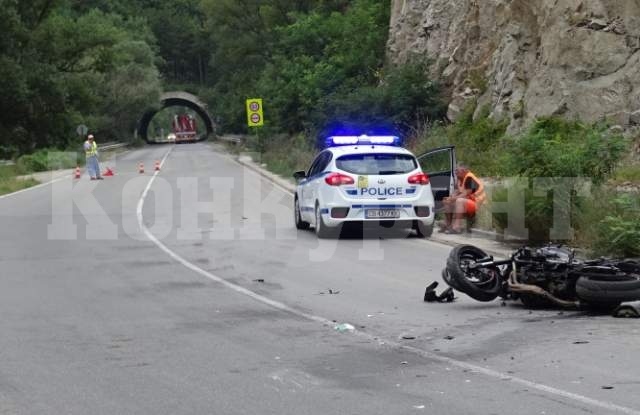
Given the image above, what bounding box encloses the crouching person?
[440,165,485,234]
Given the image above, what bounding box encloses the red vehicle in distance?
[172,114,197,143]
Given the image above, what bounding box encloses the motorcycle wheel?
[576,270,640,305]
[445,245,502,302]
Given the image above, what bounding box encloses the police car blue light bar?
[325,135,401,147]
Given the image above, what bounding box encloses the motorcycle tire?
[445,245,501,302]
[576,270,640,304]
[442,268,464,292]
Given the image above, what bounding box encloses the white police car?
[293,135,436,238]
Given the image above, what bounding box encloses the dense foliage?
[1,0,443,158]
[0,0,162,158]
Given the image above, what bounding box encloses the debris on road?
[401,335,416,340]
[573,341,589,344]
[443,335,455,340]
[613,302,640,318]
[602,385,614,390]
[423,281,456,303]
[334,323,355,333]
[253,279,265,283]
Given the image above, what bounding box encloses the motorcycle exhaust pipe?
[507,281,580,309]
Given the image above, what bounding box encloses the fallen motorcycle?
[442,244,640,309]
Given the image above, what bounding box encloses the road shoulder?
[233,151,513,258]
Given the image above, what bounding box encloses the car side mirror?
[293,171,306,181]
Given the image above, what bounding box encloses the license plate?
[365,209,400,219]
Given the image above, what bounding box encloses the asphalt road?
[1,142,639,415]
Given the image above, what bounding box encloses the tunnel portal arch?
[137,91,216,143]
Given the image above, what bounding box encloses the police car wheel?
[315,204,336,239]
[294,197,310,230]
[414,221,434,238]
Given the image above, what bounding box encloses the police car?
[293,135,436,238]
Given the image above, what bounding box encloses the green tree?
[0,2,162,157]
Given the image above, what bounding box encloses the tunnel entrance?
[137,91,216,143]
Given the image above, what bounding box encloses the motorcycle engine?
[514,245,576,299]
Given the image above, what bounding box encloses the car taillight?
[408,172,430,185]
[325,172,355,186]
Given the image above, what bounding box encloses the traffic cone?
[103,167,114,177]
[74,166,81,179]
[154,160,160,171]
[138,162,144,174]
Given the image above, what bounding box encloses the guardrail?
[218,135,244,144]
[98,142,129,151]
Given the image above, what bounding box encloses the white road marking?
[138,149,640,415]
[0,175,69,200]
[0,147,139,200]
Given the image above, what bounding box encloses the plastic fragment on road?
[334,323,355,332]
[612,301,640,318]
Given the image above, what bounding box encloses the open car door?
[417,146,456,211]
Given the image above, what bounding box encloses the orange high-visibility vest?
[458,171,485,205]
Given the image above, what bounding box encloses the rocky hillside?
[387,0,640,132]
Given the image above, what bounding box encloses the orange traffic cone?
[74,166,81,179]
[154,160,160,171]
[103,167,114,177]
[138,162,144,174]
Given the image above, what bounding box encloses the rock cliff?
[387,0,640,131]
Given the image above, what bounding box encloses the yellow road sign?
[246,98,264,127]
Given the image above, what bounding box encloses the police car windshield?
[336,153,417,175]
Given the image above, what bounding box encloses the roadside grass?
[0,146,125,197]
[610,162,640,184]
[0,165,40,196]
[0,176,39,195]
[251,134,315,180]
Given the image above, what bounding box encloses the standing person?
[440,165,485,233]
[84,134,103,180]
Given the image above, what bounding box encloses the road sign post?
[246,99,264,128]
[76,124,88,138]
[246,98,264,158]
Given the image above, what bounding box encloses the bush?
[582,193,640,258]
[446,104,509,175]
[491,181,586,242]
[254,133,315,179]
[406,102,508,176]
[491,118,627,242]
[16,149,79,173]
[502,117,627,184]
